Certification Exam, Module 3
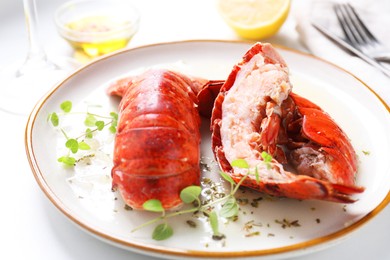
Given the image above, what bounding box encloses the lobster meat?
[107,69,222,210]
[210,42,364,203]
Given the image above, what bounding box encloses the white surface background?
[0,0,389,259]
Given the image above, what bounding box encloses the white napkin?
[294,0,390,105]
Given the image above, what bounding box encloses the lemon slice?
[218,0,290,40]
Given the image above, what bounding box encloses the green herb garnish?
[261,151,273,169]
[132,157,267,241]
[48,100,118,166]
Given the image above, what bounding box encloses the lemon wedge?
[217,0,290,40]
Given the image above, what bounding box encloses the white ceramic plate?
[26,40,390,259]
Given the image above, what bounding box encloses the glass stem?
[18,0,53,75]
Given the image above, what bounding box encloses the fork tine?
[340,4,366,44]
[346,3,378,44]
[328,3,390,73]
[334,4,360,45]
[336,3,379,46]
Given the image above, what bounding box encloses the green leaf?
[261,151,272,170]
[143,199,164,212]
[261,151,272,163]
[219,197,238,218]
[110,112,118,120]
[109,125,117,134]
[85,128,93,139]
[60,101,72,113]
[254,166,260,184]
[180,186,201,204]
[209,210,219,236]
[231,159,249,169]
[95,120,105,131]
[84,114,96,127]
[111,119,117,127]
[219,171,235,186]
[152,223,173,241]
[49,112,59,127]
[57,156,76,166]
[65,139,79,153]
[78,141,91,150]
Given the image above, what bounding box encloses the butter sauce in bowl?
[55,0,140,60]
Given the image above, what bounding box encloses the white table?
[0,1,389,259]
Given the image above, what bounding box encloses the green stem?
[56,111,114,120]
[131,216,164,233]
[87,112,113,120]
[203,194,231,208]
[74,120,113,140]
[165,205,200,219]
[60,128,69,140]
[132,164,256,235]
[131,206,199,233]
[232,171,250,195]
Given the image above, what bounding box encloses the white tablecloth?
[0,1,389,259]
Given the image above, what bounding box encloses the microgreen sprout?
[152,223,173,241]
[261,151,273,170]
[131,156,271,241]
[48,100,118,166]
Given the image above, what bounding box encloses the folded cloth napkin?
[294,0,390,105]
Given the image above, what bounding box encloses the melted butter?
[64,16,134,60]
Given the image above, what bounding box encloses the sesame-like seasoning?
[231,215,239,222]
[124,204,133,211]
[245,231,260,237]
[237,198,249,205]
[201,177,212,185]
[200,161,211,172]
[275,219,301,228]
[212,234,226,241]
[250,197,263,208]
[186,220,197,228]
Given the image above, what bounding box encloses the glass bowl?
[55,0,140,59]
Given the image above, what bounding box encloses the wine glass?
[0,0,79,116]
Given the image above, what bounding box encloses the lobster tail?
[109,69,205,209]
[210,42,364,203]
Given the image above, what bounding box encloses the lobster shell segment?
[211,42,364,203]
[287,93,358,186]
[108,69,207,210]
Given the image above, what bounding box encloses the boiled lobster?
[210,42,364,203]
[107,69,222,210]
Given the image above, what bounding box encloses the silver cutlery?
[312,22,390,78]
[333,3,390,62]
[311,2,390,78]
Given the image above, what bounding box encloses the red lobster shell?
[107,69,220,209]
[210,42,364,203]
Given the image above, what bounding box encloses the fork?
[333,3,390,62]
